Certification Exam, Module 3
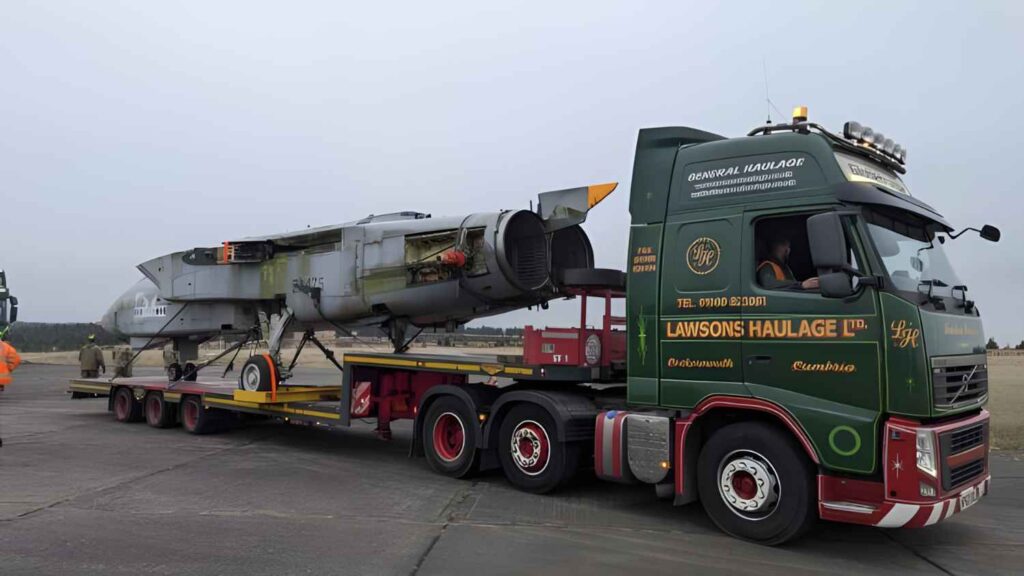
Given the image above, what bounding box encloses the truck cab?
[0,269,17,336]
[624,109,997,542]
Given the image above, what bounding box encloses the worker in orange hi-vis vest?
[757,236,819,291]
[0,335,20,392]
[0,332,17,446]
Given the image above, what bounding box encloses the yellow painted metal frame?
[69,382,112,394]
[232,386,341,404]
[344,354,534,376]
[205,397,342,420]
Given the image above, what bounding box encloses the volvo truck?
[72,107,998,544]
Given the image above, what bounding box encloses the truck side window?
[754,214,820,291]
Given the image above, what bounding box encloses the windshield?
[865,208,962,298]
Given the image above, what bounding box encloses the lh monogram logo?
[890,320,921,349]
[686,237,720,275]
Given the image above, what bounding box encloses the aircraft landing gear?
[239,355,278,392]
[166,363,183,382]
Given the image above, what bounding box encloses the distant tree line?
[984,338,1024,350]
[6,323,120,352]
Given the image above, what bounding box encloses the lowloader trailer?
[72,108,998,544]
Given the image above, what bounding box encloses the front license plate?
[959,485,981,511]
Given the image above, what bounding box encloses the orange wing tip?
[587,182,618,209]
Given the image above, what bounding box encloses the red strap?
[263,354,278,402]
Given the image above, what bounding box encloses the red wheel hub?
[432,413,465,462]
[510,421,550,475]
[115,392,129,420]
[183,401,198,429]
[731,471,758,500]
[147,396,160,422]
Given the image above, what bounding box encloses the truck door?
[740,207,883,474]
[657,210,746,408]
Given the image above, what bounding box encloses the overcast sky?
[2,1,1022,344]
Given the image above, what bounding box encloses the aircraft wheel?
[166,363,182,382]
[183,362,198,382]
[239,355,277,392]
[112,387,144,423]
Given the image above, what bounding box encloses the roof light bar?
[843,121,906,165]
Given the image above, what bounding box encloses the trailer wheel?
[167,363,183,382]
[180,395,219,435]
[498,404,579,494]
[422,396,479,478]
[697,422,815,545]
[112,387,144,423]
[239,356,276,392]
[144,392,177,428]
[183,362,198,382]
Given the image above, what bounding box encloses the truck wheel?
[697,422,815,545]
[144,392,177,428]
[167,363,183,382]
[498,404,579,494]
[422,396,479,478]
[183,362,198,382]
[113,387,144,423]
[239,356,276,392]
[180,395,218,435]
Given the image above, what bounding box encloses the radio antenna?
[762,59,785,125]
[763,59,771,124]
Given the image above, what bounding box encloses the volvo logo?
[950,365,979,405]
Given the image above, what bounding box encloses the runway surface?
[1,364,1020,575]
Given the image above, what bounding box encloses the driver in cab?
[758,236,819,291]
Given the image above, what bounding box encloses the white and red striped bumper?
[820,475,991,528]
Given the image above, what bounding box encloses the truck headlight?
[916,430,937,477]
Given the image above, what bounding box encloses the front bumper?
[819,410,990,528]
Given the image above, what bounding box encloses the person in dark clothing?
[79,334,106,378]
[757,237,819,290]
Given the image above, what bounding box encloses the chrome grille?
[932,354,988,409]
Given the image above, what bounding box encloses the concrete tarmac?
[1,364,1021,575]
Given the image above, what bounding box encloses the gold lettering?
[890,320,921,349]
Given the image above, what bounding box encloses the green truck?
[0,269,17,338]
[616,107,997,543]
[75,107,998,545]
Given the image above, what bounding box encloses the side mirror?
[9,296,17,324]
[806,212,848,269]
[980,224,1000,242]
[820,271,855,298]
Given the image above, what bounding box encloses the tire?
[112,387,144,423]
[144,392,177,428]
[497,403,580,494]
[182,362,198,382]
[697,422,816,545]
[239,356,277,392]
[167,363,183,382]
[422,396,479,478]
[180,395,220,435]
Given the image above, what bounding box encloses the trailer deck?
[69,375,346,429]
